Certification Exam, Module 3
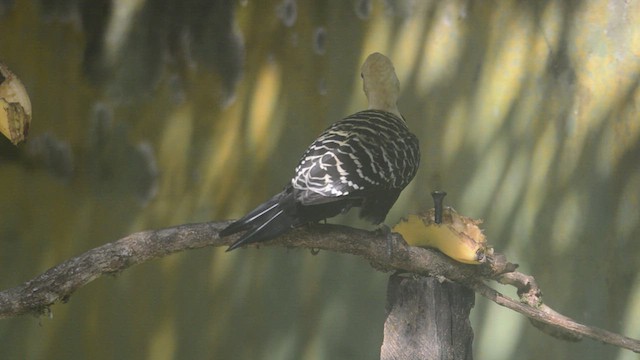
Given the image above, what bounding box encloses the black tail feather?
[225,208,294,251]
[219,196,281,237]
[222,190,298,251]
[221,187,391,251]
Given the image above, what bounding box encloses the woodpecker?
[221,52,420,251]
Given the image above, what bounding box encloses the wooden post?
[381,274,475,360]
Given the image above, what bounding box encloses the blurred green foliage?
[0,1,638,359]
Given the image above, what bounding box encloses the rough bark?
[381,275,475,360]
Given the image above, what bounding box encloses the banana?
[0,62,32,145]
[393,207,492,264]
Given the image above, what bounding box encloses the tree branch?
[0,221,638,353]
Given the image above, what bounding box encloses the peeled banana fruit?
[0,62,31,145]
[393,207,492,265]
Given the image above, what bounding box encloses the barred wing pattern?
[292,109,420,205]
[221,53,421,251]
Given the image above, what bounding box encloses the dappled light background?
[0,0,639,359]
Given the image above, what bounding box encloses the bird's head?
[361,52,401,118]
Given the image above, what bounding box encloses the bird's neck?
[367,94,401,119]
